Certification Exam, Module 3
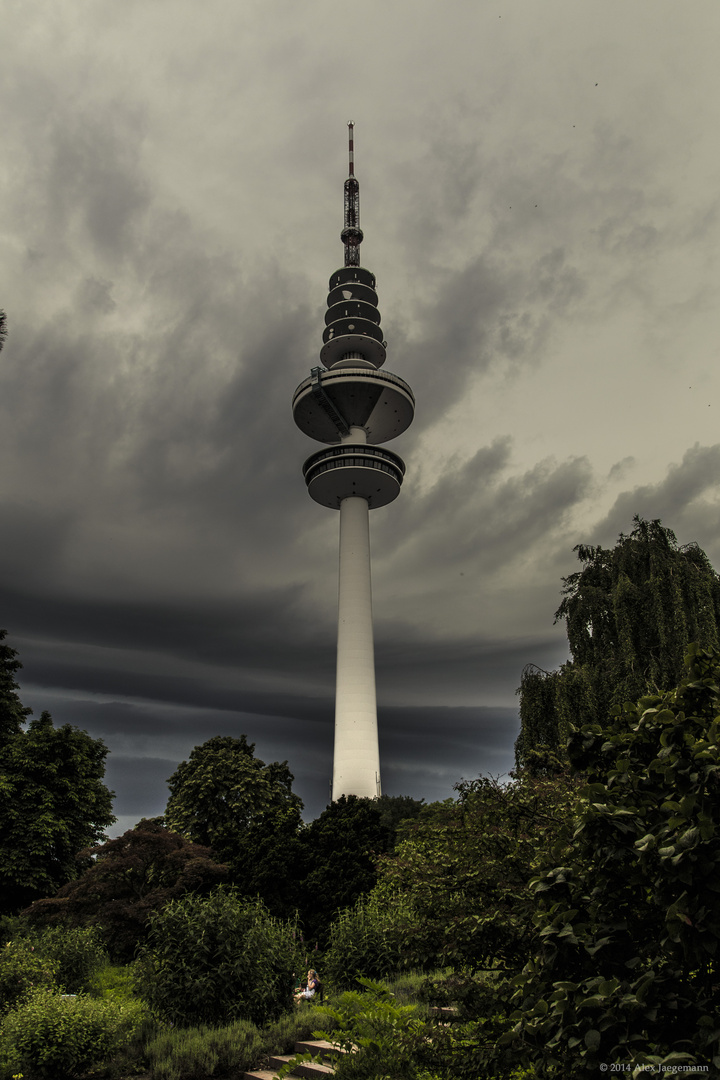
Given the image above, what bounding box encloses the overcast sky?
[2,1,720,830]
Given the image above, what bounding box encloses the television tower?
[292,124,415,800]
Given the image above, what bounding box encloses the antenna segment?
[341,121,363,267]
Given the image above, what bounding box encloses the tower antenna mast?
[342,121,363,267]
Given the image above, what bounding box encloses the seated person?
[294,968,320,1001]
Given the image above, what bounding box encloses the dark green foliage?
[505,644,720,1075]
[144,1018,264,1080]
[324,889,420,989]
[0,310,6,353]
[327,775,579,982]
[0,986,143,1080]
[297,794,400,948]
[310,978,436,1080]
[261,1005,330,1054]
[23,819,228,961]
[138,886,302,1027]
[29,926,107,994]
[164,735,304,919]
[516,517,720,770]
[375,793,425,832]
[0,629,31,747]
[0,939,58,1014]
[0,709,115,914]
[0,925,106,1016]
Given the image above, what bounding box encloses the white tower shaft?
[333,492,381,799]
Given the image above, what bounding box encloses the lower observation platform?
[292,366,415,445]
[303,444,405,509]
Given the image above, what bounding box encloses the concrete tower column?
[333,491,380,799]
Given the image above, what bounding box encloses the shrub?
[145,1019,263,1080]
[138,886,302,1027]
[0,986,142,1079]
[0,939,57,1015]
[88,962,139,1004]
[31,925,107,994]
[324,889,420,989]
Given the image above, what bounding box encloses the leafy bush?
[31,925,107,994]
[138,886,302,1027]
[324,889,420,989]
[145,1018,263,1080]
[505,644,720,1075]
[0,939,57,1015]
[0,986,142,1079]
[21,819,228,963]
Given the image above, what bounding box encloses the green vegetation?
[144,1018,264,1080]
[516,516,720,771]
[0,629,115,914]
[1,517,719,1076]
[138,887,302,1027]
[505,642,720,1074]
[23,818,228,961]
[0,986,143,1080]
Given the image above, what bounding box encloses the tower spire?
[341,121,363,267]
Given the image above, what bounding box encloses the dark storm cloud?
[592,444,720,558]
[21,682,524,826]
[3,1,719,832]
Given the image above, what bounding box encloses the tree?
[0,628,32,747]
[296,794,412,949]
[21,819,228,961]
[506,644,720,1075]
[164,735,304,917]
[324,775,580,986]
[0,710,115,914]
[0,310,7,353]
[516,517,720,770]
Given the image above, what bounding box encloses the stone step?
[243,1039,339,1080]
[294,1039,342,1058]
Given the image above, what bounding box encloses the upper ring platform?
[293,367,415,445]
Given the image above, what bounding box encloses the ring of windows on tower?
[302,444,406,509]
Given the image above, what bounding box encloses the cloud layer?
[2,1,720,829]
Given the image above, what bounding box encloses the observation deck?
[302,443,405,509]
[292,366,415,445]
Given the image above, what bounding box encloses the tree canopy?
[22,819,228,961]
[163,734,305,918]
[0,710,116,914]
[516,517,720,770]
[296,794,419,948]
[164,734,303,855]
[0,629,32,748]
[323,775,580,987]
